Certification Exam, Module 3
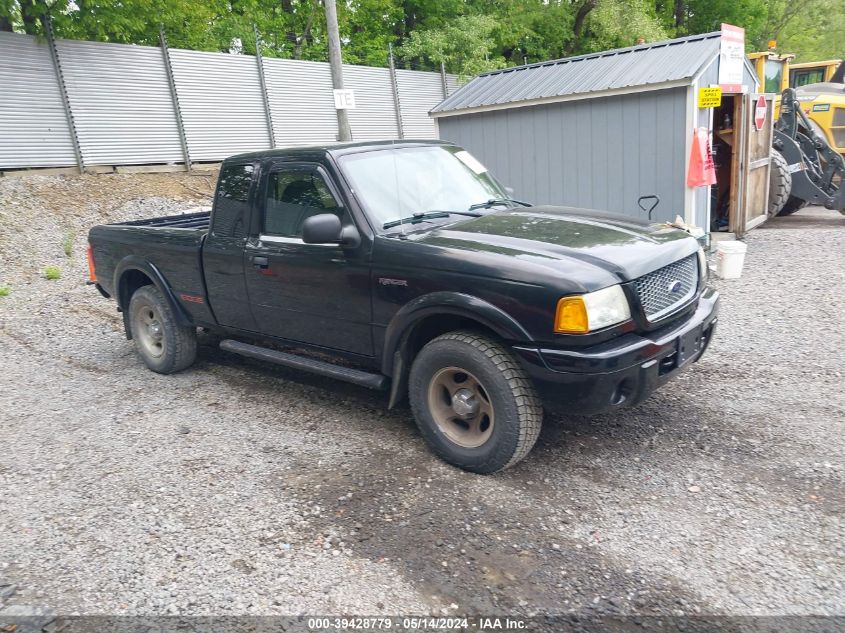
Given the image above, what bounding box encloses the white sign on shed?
[719,23,746,92]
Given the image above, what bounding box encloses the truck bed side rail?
[112,210,211,229]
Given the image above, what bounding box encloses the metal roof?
[432,32,724,117]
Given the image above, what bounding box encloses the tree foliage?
[400,15,506,78]
[1,0,842,75]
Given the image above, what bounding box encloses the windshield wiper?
[382,210,482,230]
[468,197,532,211]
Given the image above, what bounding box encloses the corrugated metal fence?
[0,31,459,171]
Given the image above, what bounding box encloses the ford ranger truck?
[88,140,718,473]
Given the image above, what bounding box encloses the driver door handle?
[251,255,269,269]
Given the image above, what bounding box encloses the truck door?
[242,162,373,356]
[203,161,259,332]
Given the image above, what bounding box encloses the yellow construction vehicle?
[747,49,844,158]
[747,50,793,92]
[790,60,843,87]
[747,48,844,215]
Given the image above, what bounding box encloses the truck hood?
[416,206,699,285]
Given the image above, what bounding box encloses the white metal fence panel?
[396,69,444,139]
[0,32,77,169]
[343,64,399,141]
[58,39,184,166]
[0,32,456,169]
[446,74,461,96]
[264,58,337,146]
[170,49,270,161]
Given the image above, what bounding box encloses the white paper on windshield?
[454,150,488,175]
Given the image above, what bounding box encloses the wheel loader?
[748,50,844,216]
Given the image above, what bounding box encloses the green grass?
[0,286,9,297]
[62,230,75,258]
[43,266,62,281]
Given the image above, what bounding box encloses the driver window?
[264,168,342,238]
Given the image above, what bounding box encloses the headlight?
[554,285,631,334]
[697,247,708,285]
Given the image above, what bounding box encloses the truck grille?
[634,254,698,321]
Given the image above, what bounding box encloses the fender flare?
[380,291,533,376]
[113,256,193,336]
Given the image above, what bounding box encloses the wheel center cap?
[452,388,479,419]
[148,321,162,339]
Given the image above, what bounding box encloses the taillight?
[86,244,97,283]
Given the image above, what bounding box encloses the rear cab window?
[212,163,255,239]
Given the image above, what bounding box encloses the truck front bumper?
[512,288,719,415]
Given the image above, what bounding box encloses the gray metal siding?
[264,58,337,146]
[396,69,442,138]
[0,32,76,168]
[434,32,719,114]
[169,49,271,161]
[343,64,399,141]
[438,87,687,222]
[58,39,184,166]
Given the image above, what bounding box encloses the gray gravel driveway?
[0,179,842,619]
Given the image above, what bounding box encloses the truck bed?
[111,209,211,229]
[89,207,214,325]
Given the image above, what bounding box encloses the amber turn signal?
[554,296,589,333]
[86,244,97,283]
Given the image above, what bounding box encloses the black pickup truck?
[88,140,718,473]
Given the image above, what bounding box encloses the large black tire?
[128,285,197,374]
[769,150,791,217]
[778,195,808,216]
[408,331,543,474]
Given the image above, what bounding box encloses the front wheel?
[768,150,791,216]
[409,331,543,474]
[128,285,197,374]
[778,195,807,216]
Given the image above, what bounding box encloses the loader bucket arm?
[773,88,845,213]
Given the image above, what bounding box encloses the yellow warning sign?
[698,87,722,108]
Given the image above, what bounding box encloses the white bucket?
[715,240,747,279]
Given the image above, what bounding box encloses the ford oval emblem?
[668,280,683,293]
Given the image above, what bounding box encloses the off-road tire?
[769,150,791,216]
[408,330,543,474]
[128,285,197,374]
[778,195,808,216]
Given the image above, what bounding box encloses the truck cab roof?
[226,139,454,163]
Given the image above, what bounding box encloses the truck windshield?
[338,145,508,231]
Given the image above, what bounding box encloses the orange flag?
[686,127,717,187]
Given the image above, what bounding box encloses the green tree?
[399,14,506,77]
[472,0,574,64]
[760,0,843,60]
[2,0,843,73]
[580,0,668,52]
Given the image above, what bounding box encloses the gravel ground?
[0,173,843,620]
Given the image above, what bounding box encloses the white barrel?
[715,240,747,279]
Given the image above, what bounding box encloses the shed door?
[736,93,775,235]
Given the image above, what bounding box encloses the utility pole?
[325,0,352,141]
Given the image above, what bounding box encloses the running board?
[219,339,389,391]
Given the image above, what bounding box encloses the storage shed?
[432,31,766,234]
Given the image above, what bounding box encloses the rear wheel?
[408,331,543,474]
[769,150,791,217]
[128,285,197,374]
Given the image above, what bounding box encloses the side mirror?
[302,214,342,244]
[301,213,360,247]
